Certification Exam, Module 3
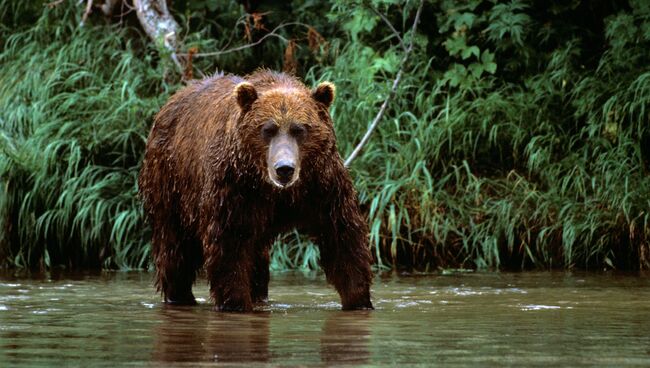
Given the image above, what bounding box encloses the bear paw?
[217,294,253,312]
[342,300,374,311]
[164,291,197,305]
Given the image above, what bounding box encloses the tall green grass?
[0,3,166,269]
[316,0,650,270]
[1,0,649,271]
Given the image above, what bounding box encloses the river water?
[1,271,649,366]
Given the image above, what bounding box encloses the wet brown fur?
[138,70,373,311]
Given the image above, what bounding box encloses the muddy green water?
[1,271,649,367]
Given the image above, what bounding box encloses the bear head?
[233,79,337,189]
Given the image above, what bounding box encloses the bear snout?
[274,161,295,185]
[267,134,300,188]
[269,159,299,188]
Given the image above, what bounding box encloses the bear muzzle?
[267,137,300,189]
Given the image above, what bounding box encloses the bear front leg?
[152,224,203,305]
[205,241,254,312]
[314,191,374,310]
[251,245,271,303]
[318,231,374,310]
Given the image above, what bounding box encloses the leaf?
[443,64,468,87]
[444,35,467,56]
[468,62,484,78]
[344,8,378,42]
[454,12,477,30]
[371,50,399,73]
[461,45,480,60]
[481,50,495,63]
[481,50,497,74]
[484,61,497,74]
[372,57,397,73]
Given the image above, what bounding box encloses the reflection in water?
[152,306,270,364]
[320,311,372,365]
[152,307,372,365]
[1,272,650,366]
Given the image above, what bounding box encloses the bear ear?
[312,81,336,109]
[233,82,258,111]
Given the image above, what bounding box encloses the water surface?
[1,271,649,366]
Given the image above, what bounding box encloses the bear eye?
[289,123,307,139]
[261,121,278,140]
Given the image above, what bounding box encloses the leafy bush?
[323,0,650,270]
[1,0,649,271]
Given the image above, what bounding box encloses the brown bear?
[138,70,373,312]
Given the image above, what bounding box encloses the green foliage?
[1,0,649,271]
[0,3,169,269]
[315,0,650,270]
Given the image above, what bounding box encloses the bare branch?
[80,0,93,26]
[370,5,406,51]
[185,22,310,58]
[344,0,423,168]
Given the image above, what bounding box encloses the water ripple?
[519,304,562,311]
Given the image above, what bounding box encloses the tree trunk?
[133,0,182,69]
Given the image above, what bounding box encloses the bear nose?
[275,162,295,184]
